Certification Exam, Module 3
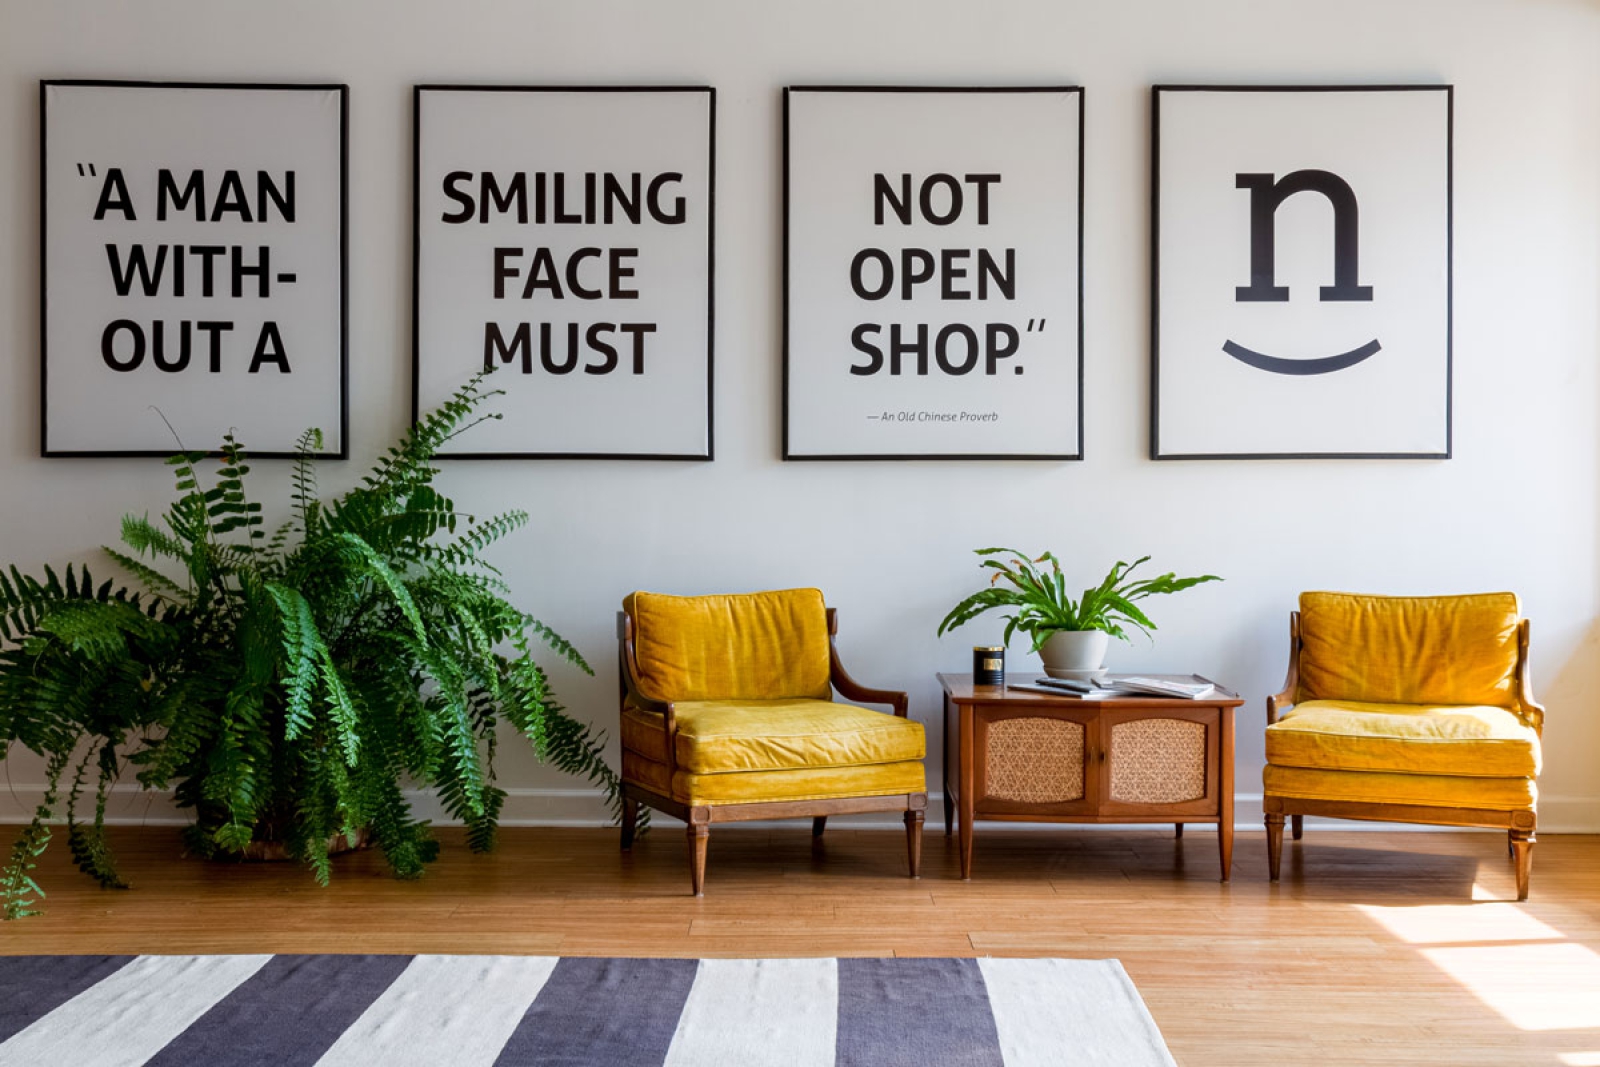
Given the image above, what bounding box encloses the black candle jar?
[973,645,1005,686]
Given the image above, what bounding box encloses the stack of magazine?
[1016,675,1216,700]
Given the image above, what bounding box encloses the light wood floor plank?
[3,825,1598,1066]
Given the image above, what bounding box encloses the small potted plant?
[937,548,1221,677]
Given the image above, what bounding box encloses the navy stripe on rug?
[0,955,131,1044]
[141,954,412,1067]
[494,956,699,1067]
[0,954,1176,1066]
[836,958,1004,1067]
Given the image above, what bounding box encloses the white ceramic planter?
[1037,630,1110,678]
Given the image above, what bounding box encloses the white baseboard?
[2,786,1596,833]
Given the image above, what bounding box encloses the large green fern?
[0,373,624,918]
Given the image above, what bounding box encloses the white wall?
[2,0,1598,831]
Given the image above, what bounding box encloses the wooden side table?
[938,673,1243,881]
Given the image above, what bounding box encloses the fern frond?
[2,748,73,919]
[2,370,618,907]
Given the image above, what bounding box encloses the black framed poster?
[1152,85,1453,459]
[784,86,1084,461]
[41,80,348,458]
[413,86,714,460]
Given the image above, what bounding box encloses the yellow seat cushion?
[1266,700,1541,778]
[1298,592,1522,711]
[626,588,832,702]
[623,751,925,806]
[623,700,926,775]
[1263,765,1536,813]
[677,761,925,805]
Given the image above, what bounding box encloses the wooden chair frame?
[618,607,926,895]
[1264,611,1545,900]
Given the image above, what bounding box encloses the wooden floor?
[5,824,1600,1066]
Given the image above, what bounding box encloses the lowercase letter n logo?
[1223,169,1381,376]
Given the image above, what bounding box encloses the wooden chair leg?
[1291,814,1304,841]
[620,796,638,852]
[687,820,710,897]
[1508,829,1516,858]
[812,816,827,838]
[1174,823,1184,839]
[1510,829,1535,901]
[1266,813,1285,882]
[904,809,924,878]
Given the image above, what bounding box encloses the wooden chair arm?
[1518,618,1545,734]
[617,611,677,772]
[1267,610,1301,727]
[830,646,909,717]
[826,607,909,717]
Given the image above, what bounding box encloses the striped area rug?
[0,954,1176,1066]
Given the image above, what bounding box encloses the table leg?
[1219,707,1235,882]
[958,805,975,880]
[959,703,975,879]
[942,692,954,836]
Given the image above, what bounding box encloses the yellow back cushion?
[626,588,833,702]
[1298,592,1521,708]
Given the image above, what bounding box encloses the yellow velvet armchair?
[618,588,927,895]
[1263,592,1544,899]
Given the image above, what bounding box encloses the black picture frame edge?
[1444,84,1454,461]
[37,82,47,460]
[785,453,1082,463]
[706,86,717,462]
[781,84,1087,462]
[1150,83,1455,94]
[335,83,350,460]
[1074,85,1086,462]
[1148,82,1454,461]
[780,87,791,460]
[785,85,1083,94]
[409,83,423,445]
[38,78,350,461]
[410,83,716,462]
[412,84,713,94]
[1149,86,1161,461]
[40,78,350,92]
[1151,451,1452,462]
[428,451,716,462]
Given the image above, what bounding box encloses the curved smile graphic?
[1222,338,1381,376]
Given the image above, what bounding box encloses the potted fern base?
[0,374,624,918]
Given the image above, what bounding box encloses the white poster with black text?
[413,86,714,459]
[1153,86,1452,459]
[42,81,347,457]
[784,87,1083,460]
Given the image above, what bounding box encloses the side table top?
[937,671,1243,705]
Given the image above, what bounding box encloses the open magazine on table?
[1010,675,1217,700]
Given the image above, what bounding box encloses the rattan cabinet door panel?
[1097,708,1221,817]
[973,705,1099,817]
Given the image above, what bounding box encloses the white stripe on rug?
[978,958,1178,1067]
[0,954,270,1067]
[313,954,558,1067]
[663,957,838,1067]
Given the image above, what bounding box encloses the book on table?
[1017,675,1217,700]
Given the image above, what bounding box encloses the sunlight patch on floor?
[1420,943,1600,1032]
[1557,1053,1600,1066]
[1355,902,1563,945]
